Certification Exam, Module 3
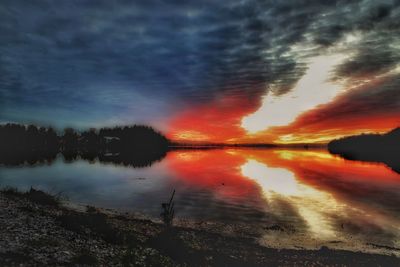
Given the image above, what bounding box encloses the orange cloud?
[167,73,400,144]
[167,94,261,143]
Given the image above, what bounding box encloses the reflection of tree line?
[328,127,400,173]
[0,124,169,167]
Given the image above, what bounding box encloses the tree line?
[328,127,400,173]
[0,123,169,167]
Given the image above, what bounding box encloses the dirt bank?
[0,189,399,266]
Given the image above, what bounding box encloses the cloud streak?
[0,0,399,138]
[241,52,348,133]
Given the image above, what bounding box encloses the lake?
[1,148,399,254]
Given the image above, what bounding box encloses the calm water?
[1,148,399,253]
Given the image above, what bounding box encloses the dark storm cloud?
[0,0,399,127]
[335,48,399,78]
[310,0,400,79]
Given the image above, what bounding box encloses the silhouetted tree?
[328,127,400,173]
[0,123,59,165]
[0,123,169,168]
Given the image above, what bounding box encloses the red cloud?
[167,94,261,143]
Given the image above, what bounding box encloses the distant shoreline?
[328,127,400,173]
[168,143,327,149]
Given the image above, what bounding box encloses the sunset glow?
[167,64,400,144]
[167,95,259,143]
[241,53,347,133]
[173,130,210,142]
[3,2,399,145]
[166,37,400,145]
[2,1,400,265]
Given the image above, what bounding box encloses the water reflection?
[0,150,166,168]
[164,148,400,252]
[0,148,399,254]
[241,159,340,239]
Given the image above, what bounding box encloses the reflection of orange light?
[242,149,400,240]
[165,149,260,198]
[166,148,400,202]
[242,149,400,189]
[165,148,400,246]
[174,151,208,161]
[241,159,340,238]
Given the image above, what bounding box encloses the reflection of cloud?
[173,151,208,162]
[165,149,258,199]
[241,159,340,238]
[276,150,335,161]
[240,148,400,250]
[166,148,400,252]
[241,160,302,196]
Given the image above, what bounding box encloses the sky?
[0,0,399,143]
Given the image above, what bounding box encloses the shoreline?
[1,189,399,266]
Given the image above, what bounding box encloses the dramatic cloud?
[0,0,399,139]
[241,53,348,133]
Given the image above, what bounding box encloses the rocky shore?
[1,188,399,266]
